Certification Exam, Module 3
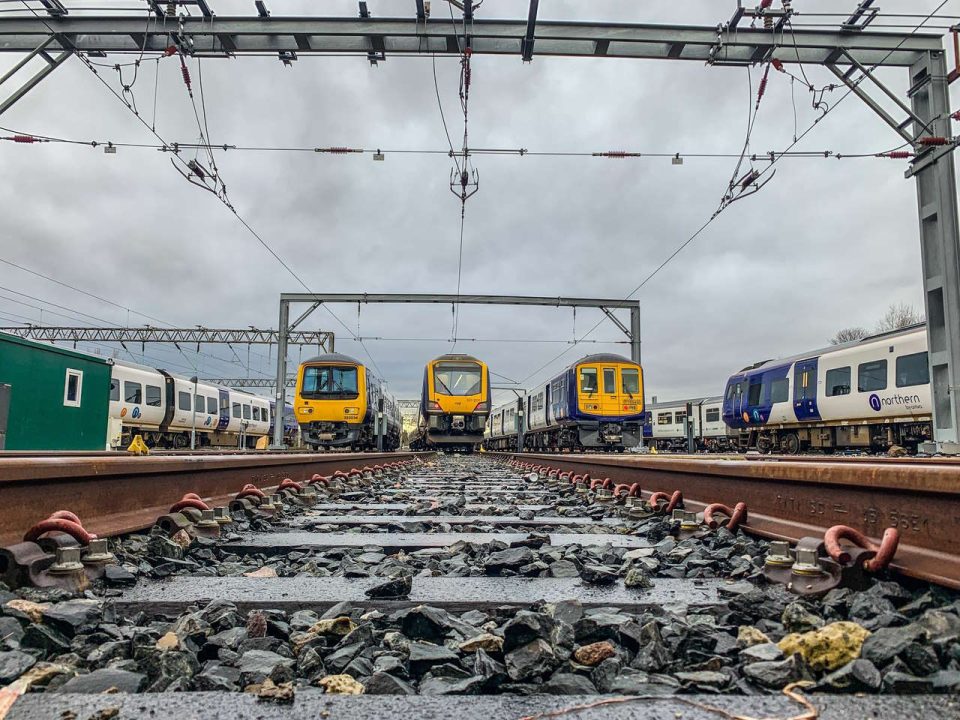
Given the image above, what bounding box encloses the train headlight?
[299,407,313,415]
[344,407,359,415]
[473,401,489,413]
[428,401,442,412]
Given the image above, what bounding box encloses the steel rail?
[499,453,960,590]
[0,452,427,545]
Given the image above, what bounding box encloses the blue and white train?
[722,324,932,453]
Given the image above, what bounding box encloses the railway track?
[0,454,958,718]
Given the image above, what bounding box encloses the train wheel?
[781,432,800,455]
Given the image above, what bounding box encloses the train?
[642,396,733,452]
[484,353,645,452]
[293,353,401,451]
[409,353,490,452]
[108,360,278,449]
[723,324,932,453]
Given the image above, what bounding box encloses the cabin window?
[110,378,120,402]
[433,364,481,397]
[622,368,640,396]
[725,381,741,400]
[579,368,598,394]
[858,360,888,392]
[826,367,851,396]
[657,412,672,425]
[178,391,191,411]
[747,382,763,406]
[232,403,241,419]
[771,378,789,403]
[705,408,720,423]
[195,394,204,413]
[63,369,83,407]
[124,381,142,404]
[675,411,687,425]
[301,365,359,399]
[207,397,217,414]
[602,368,617,394]
[896,352,929,388]
[146,385,162,407]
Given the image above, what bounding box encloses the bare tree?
[830,327,869,345]
[876,303,924,333]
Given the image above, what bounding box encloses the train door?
[217,389,230,431]
[600,365,620,415]
[544,384,552,426]
[793,359,821,421]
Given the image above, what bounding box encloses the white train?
[722,324,932,453]
[108,360,271,449]
[642,396,734,452]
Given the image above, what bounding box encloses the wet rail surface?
[0,454,958,716]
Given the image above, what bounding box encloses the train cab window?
[705,408,720,423]
[657,412,672,425]
[207,397,217,414]
[622,368,640,397]
[302,366,359,399]
[433,364,481,396]
[747,382,763,406]
[825,367,851,396]
[675,411,687,425]
[253,407,261,421]
[64,369,82,407]
[725,381,742,400]
[124,381,142,404]
[858,360,888,392]
[602,368,617,394]
[146,385,162,407]
[178,391,191,411]
[896,352,929,388]
[110,379,120,402]
[232,403,241,419]
[195,394,204,413]
[771,378,789,404]
[243,404,251,420]
[579,368,598,394]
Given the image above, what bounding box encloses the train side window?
[146,385,162,407]
[207,397,217,414]
[195,394,204,413]
[110,379,120,402]
[771,378,789,403]
[579,368,598,394]
[232,403,241,419]
[657,412,672,425]
[896,352,929,388]
[243,404,251,420]
[178,391,191,411]
[858,360,888,392]
[602,368,616,394]
[124,381,142,404]
[64,369,82,407]
[747,381,762,406]
[253,407,260,421]
[675,411,687,424]
[705,408,720,423]
[825,367,851,396]
[622,368,640,396]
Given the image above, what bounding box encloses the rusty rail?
[499,453,960,590]
[0,452,428,546]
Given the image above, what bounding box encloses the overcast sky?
[0,0,951,408]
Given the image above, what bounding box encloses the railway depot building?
[0,331,111,450]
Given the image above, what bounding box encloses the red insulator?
[169,497,210,513]
[278,478,303,492]
[703,502,748,532]
[180,58,192,91]
[918,136,951,146]
[48,510,83,525]
[882,151,913,159]
[163,45,178,57]
[24,519,96,545]
[757,64,770,103]
[824,525,900,572]
[760,0,772,6]
[951,110,960,121]
[771,58,784,72]
[13,135,36,143]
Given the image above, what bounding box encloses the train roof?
[302,352,363,365]
[571,353,634,366]
[432,353,484,364]
[647,395,722,409]
[734,323,926,376]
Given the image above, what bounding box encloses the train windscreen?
[434,364,481,396]
[301,366,359,399]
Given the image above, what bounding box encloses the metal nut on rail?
[213,506,233,525]
[671,509,702,539]
[193,509,221,538]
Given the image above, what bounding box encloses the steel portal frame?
[0,6,957,450]
[0,325,333,349]
[272,293,641,448]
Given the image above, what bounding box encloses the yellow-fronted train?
[409,353,490,453]
[294,353,401,451]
